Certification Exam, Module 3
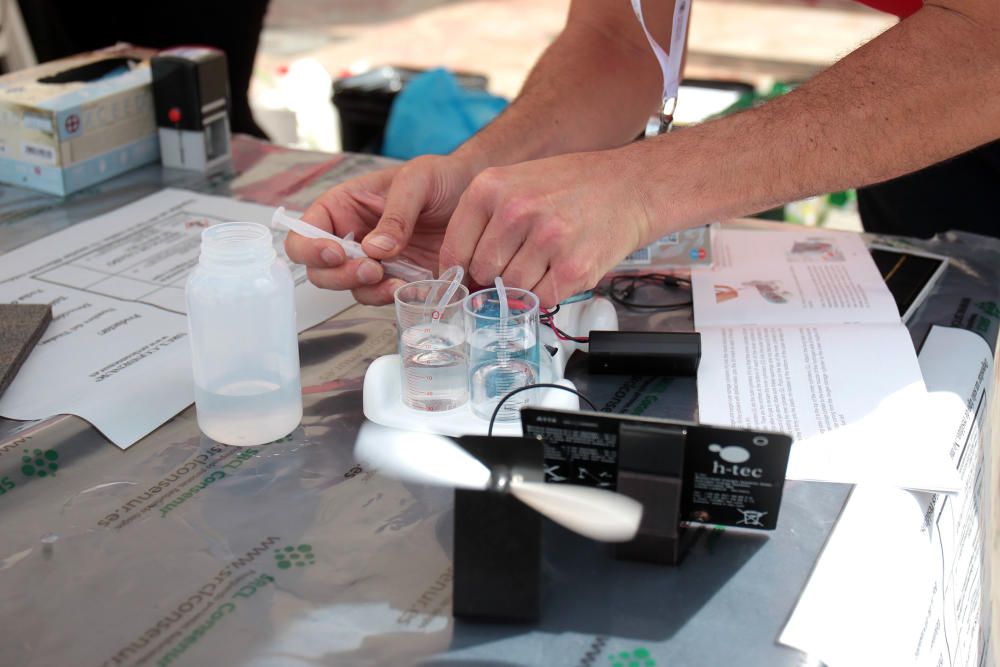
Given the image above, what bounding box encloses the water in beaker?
[395,280,470,411]
[465,287,540,421]
[400,322,468,411]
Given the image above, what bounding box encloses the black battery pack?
[586,331,700,376]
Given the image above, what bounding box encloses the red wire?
[548,320,571,341]
[540,306,588,342]
[542,317,588,343]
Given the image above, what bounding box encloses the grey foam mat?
[0,303,52,398]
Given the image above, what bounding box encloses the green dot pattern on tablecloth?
[21,449,58,477]
[608,648,655,667]
[275,544,316,570]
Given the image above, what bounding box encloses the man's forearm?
[454,2,664,171]
[632,2,1000,239]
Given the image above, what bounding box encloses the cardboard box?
[0,45,160,196]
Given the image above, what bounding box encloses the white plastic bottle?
[185,222,302,446]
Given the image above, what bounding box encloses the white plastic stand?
[363,354,578,437]
[361,295,619,437]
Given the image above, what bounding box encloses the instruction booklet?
[692,226,959,493]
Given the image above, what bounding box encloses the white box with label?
[0,45,160,196]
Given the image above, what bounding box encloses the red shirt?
[855,0,922,18]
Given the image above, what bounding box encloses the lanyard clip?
[646,96,677,137]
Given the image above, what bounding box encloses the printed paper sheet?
[0,189,354,448]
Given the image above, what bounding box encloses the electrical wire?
[540,305,589,343]
[487,383,597,437]
[547,321,589,343]
[541,304,561,318]
[605,273,693,310]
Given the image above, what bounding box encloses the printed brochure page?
[693,226,959,492]
[692,227,900,327]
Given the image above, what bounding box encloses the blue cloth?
[382,68,507,159]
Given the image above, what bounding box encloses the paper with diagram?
[693,227,959,492]
[691,227,899,326]
[779,325,994,667]
[0,188,355,448]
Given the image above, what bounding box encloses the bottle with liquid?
[185,222,302,446]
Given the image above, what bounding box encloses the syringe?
[271,207,433,283]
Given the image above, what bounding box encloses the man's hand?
[285,154,480,305]
[439,148,656,308]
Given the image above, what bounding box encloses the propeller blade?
[354,422,491,491]
[509,480,643,543]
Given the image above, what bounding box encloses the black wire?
[539,303,560,321]
[539,303,589,342]
[606,273,693,310]
[487,383,597,437]
[544,318,589,343]
[557,327,589,343]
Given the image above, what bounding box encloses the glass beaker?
[394,280,470,411]
[464,287,540,421]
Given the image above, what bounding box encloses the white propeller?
[355,422,642,543]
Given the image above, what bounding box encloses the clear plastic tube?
[465,284,539,421]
